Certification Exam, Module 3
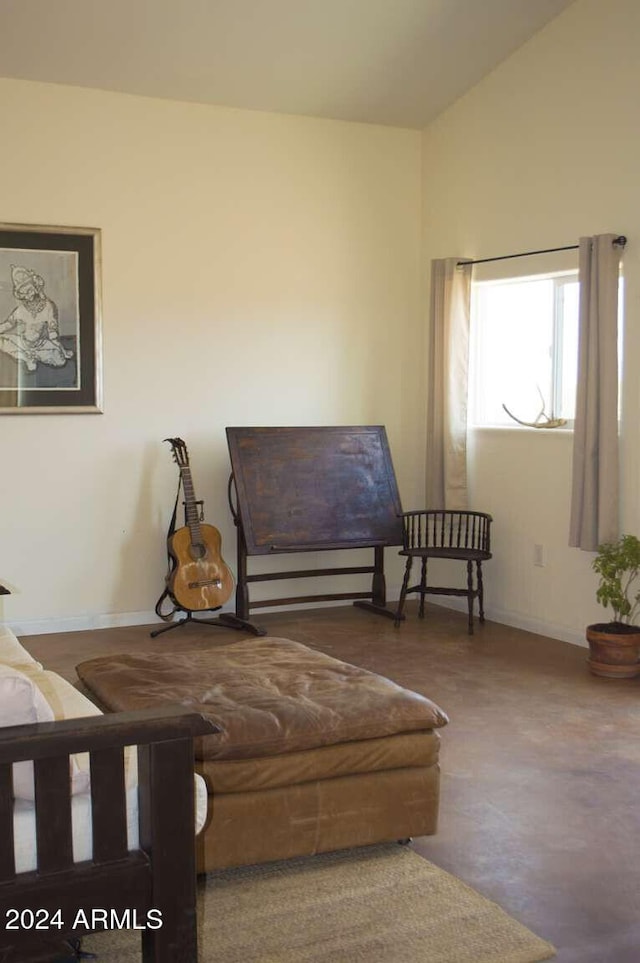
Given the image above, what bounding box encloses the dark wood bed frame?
[0,705,215,963]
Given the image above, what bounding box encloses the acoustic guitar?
[164,437,235,612]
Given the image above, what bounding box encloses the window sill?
[469,425,573,435]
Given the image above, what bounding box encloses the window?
[469,271,579,428]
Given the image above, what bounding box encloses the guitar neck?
[180,467,203,544]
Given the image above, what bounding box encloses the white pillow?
[0,665,89,800]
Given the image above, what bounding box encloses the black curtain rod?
[457,235,626,267]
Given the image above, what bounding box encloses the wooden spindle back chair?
[394,510,492,634]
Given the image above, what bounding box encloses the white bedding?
[12,774,208,874]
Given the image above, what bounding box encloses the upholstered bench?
[76,636,449,872]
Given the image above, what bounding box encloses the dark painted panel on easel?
[226,426,403,555]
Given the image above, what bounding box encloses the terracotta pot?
[586,623,640,678]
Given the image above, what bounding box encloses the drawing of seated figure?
[0,264,74,372]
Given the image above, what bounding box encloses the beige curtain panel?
[426,258,472,510]
[569,234,624,551]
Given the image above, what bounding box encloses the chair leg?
[477,561,485,622]
[418,557,428,619]
[394,557,413,627]
[466,560,474,635]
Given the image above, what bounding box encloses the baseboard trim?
[7,597,387,636]
[7,605,239,637]
[6,597,588,648]
[8,610,159,637]
[429,597,587,649]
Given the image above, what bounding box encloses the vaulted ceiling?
[0,0,576,128]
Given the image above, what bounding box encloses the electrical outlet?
[534,544,545,567]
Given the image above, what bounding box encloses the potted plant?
[588,534,640,678]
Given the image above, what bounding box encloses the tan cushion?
[17,666,103,720]
[0,625,43,670]
[198,729,441,794]
[0,665,55,799]
[76,636,448,761]
[16,666,140,791]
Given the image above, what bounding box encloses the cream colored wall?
[0,79,423,633]
[421,0,640,644]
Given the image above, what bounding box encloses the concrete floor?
[22,602,640,962]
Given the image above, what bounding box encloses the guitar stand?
[150,608,266,639]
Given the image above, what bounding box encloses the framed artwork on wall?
[0,223,102,414]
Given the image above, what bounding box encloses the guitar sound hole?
[190,542,206,560]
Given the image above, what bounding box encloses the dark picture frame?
[0,223,102,414]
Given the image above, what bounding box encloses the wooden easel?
[226,426,404,628]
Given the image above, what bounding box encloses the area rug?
[83,844,556,962]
